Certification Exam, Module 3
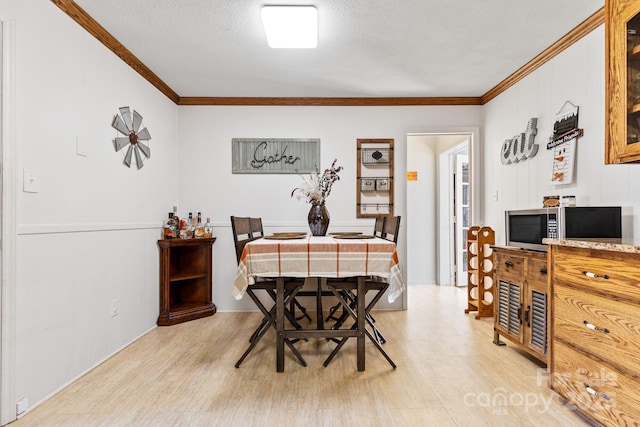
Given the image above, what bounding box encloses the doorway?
[406,129,480,288]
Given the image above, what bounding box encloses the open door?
[454,154,469,287]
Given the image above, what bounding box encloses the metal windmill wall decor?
[111,106,151,169]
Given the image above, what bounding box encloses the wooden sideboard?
[492,246,549,364]
[157,238,216,326]
[548,241,640,426]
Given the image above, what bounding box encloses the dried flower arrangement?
[291,159,343,205]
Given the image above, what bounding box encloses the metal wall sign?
[500,118,539,164]
[232,138,320,174]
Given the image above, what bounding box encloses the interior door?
[454,155,469,286]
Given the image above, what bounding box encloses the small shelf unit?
[157,237,217,326]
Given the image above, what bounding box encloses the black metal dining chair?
[326,215,401,346]
[231,216,307,368]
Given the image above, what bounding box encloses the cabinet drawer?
[552,248,640,304]
[554,285,640,379]
[552,341,640,427]
[494,252,524,280]
[526,256,548,287]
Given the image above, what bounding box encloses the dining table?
[233,233,404,372]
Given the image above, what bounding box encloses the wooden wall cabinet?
[492,247,549,364]
[606,0,640,163]
[157,238,216,326]
[549,244,640,426]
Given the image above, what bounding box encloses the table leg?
[357,276,365,371]
[276,277,285,372]
[317,278,325,330]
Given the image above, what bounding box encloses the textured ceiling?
[73,0,604,98]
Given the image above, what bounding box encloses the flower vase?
[308,203,330,236]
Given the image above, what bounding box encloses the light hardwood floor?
[12,285,588,426]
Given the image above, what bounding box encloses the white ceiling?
[73,0,605,98]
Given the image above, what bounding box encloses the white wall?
[483,25,638,242]
[4,0,179,418]
[176,106,482,311]
[406,135,437,285]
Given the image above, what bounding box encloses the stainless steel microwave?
[505,206,622,251]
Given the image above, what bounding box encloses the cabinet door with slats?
[495,279,523,342]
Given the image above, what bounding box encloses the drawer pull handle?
[583,382,610,401]
[583,320,610,333]
[504,261,514,267]
[540,268,548,275]
[582,271,609,280]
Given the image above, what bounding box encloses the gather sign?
[232,138,320,174]
[500,118,539,165]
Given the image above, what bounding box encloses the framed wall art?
[232,138,320,174]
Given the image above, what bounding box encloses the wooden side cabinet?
[549,243,640,426]
[492,246,549,364]
[157,238,216,326]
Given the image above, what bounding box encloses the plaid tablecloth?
[233,235,405,303]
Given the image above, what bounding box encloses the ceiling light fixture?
[261,5,318,48]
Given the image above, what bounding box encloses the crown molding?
[51,1,603,107]
[178,97,482,106]
[50,0,180,104]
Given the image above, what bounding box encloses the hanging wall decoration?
[111,106,152,169]
[500,118,538,164]
[547,101,583,184]
[232,138,320,174]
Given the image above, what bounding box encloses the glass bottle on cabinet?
[606,1,640,163]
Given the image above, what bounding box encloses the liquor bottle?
[179,213,193,239]
[204,217,213,238]
[163,212,175,239]
[194,212,205,238]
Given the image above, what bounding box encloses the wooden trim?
[52,1,602,107]
[481,8,605,104]
[178,97,482,106]
[50,0,180,104]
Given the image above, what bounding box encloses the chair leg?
[325,300,342,321]
[290,297,312,322]
[235,286,307,368]
[323,284,396,368]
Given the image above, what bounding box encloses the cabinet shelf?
[169,272,208,282]
[630,103,640,114]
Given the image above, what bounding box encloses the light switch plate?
[23,168,39,193]
[76,136,87,157]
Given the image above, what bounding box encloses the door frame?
[1,18,17,426]
[406,127,481,288]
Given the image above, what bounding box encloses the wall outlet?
[23,169,39,193]
[111,299,119,317]
[16,398,28,416]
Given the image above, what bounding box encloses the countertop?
[543,237,640,254]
